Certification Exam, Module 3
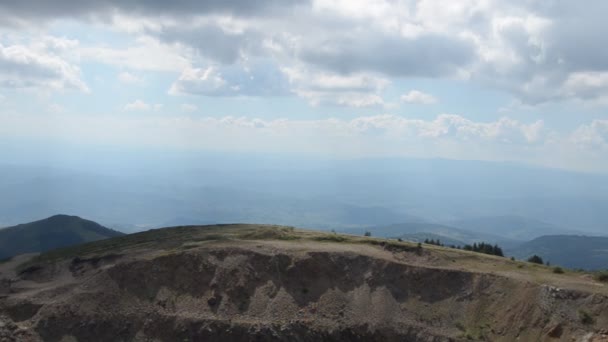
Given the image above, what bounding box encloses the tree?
[364,231,371,237]
[527,255,544,264]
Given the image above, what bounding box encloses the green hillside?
[0,215,124,259]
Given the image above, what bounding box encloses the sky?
[1,1,608,172]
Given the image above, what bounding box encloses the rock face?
[0,225,607,341]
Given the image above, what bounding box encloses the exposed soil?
[1,226,607,341]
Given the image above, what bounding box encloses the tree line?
[423,239,504,257]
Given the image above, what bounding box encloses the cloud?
[180,103,198,112]
[79,37,191,72]
[0,0,307,26]
[299,32,475,78]
[123,99,162,111]
[5,1,608,107]
[118,71,142,84]
[169,62,289,97]
[48,103,64,113]
[0,41,88,92]
[571,120,608,150]
[401,90,438,105]
[13,108,608,170]
[282,66,388,107]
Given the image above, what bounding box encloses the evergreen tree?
[527,255,544,264]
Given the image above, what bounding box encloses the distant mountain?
[343,222,520,247]
[448,215,578,241]
[0,214,124,259]
[508,235,608,270]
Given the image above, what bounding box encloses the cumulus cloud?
[5,1,608,108]
[0,41,88,92]
[401,90,438,105]
[169,62,289,97]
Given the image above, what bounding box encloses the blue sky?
[1,1,608,172]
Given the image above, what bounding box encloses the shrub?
[579,310,594,325]
[313,235,347,243]
[595,271,608,282]
[364,231,371,237]
[553,266,564,274]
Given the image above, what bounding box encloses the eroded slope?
[1,225,607,341]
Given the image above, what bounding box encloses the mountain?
[0,215,124,259]
[0,225,606,341]
[448,215,578,241]
[343,222,520,247]
[508,235,608,270]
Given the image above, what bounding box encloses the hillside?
[394,232,466,247]
[1,225,607,341]
[344,222,518,247]
[448,216,576,241]
[0,215,124,260]
[509,235,608,270]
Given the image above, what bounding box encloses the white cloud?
[180,103,198,112]
[123,99,162,111]
[282,66,388,107]
[571,120,608,150]
[401,90,438,105]
[79,36,191,72]
[1,110,571,169]
[169,62,289,97]
[169,67,228,96]
[118,71,142,84]
[0,40,88,92]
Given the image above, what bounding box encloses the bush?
[527,255,544,264]
[364,231,371,237]
[579,310,594,325]
[553,266,564,274]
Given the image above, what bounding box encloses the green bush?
[552,266,564,274]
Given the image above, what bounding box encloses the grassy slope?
[17,224,608,296]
